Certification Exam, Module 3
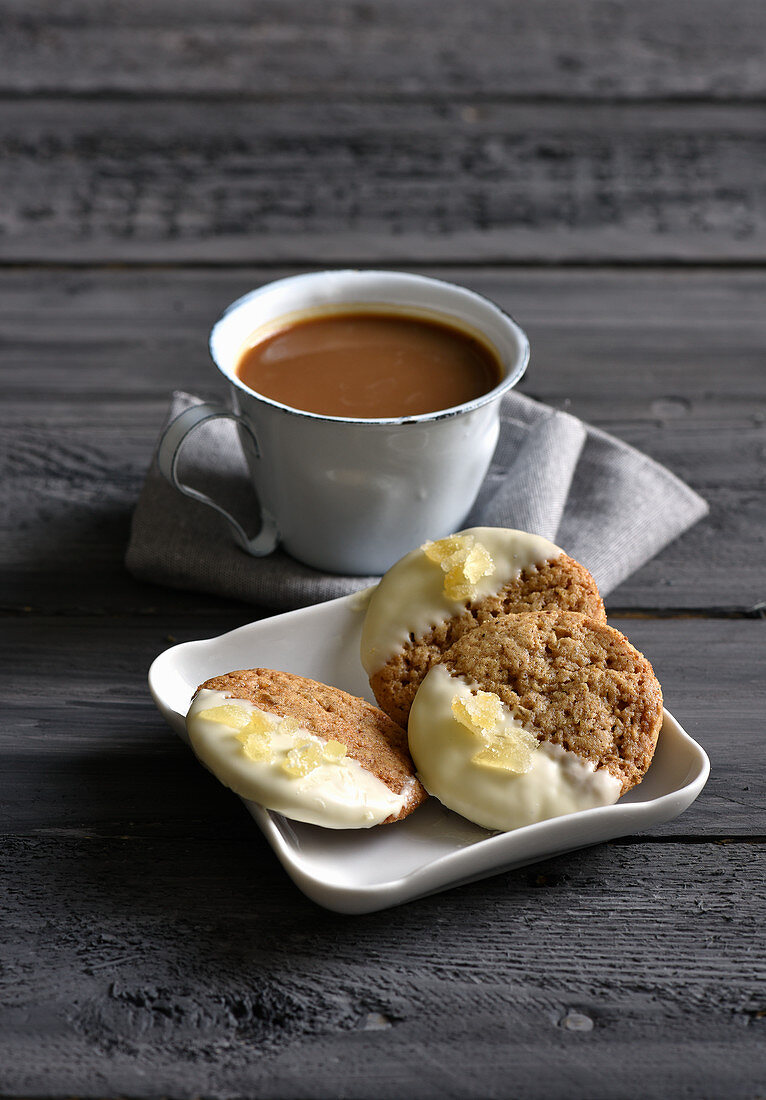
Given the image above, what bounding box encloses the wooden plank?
[0,616,761,837]
[2,266,764,428]
[1,836,764,1097]
[1,101,764,262]
[3,267,765,416]
[2,0,766,100]
[2,263,764,447]
[1,267,763,613]
[2,428,761,615]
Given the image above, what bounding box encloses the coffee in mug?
[235,310,503,419]
[156,270,529,575]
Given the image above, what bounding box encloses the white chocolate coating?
[408,665,622,832]
[187,689,410,829]
[360,527,562,676]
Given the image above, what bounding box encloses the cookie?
[186,668,427,829]
[408,611,663,832]
[361,527,606,727]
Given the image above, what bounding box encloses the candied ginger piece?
[197,704,252,729]
[236,728,274,762]
[452,688,538,772]
[451,690,505,735]
[322,739,347,763]
[423,534,473,565]
[472,727,539,774]
[244,710,275,736]
[279,714,301,735]
[463,544,494,585]
[282,741,323,778]
[442,565,473,601]
[424,533,495,599]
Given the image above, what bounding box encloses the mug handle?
[156,402,279,557]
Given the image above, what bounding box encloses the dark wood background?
[1,2,764,1096]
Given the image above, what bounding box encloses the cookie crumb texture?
[372,554,606,727]
[441,612,663,794]
[197,668,426,821]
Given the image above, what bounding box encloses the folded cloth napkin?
[126,390,708,610]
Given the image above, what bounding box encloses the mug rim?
[209,269,530,426]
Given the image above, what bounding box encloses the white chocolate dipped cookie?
[361,527,605,728]
[187,669,427,829]
[408,611,663,833]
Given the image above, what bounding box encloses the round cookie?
[361,527,606,728]
[187,668,427,828]
[408,611,663,832]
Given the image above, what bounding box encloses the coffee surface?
[235,310,502,418]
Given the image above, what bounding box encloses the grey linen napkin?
[126,390,708,610]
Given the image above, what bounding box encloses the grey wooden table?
[1,3,765,1097]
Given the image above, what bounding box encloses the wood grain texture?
[2,3,764,1091]
[1,100,764,262]
[1,268,763,614]
[3,0,766,99]
[1,836,764,1097]
[0,616,760,838]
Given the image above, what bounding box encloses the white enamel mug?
[157,270,529,575]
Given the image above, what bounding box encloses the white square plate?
[149,592,710,914]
